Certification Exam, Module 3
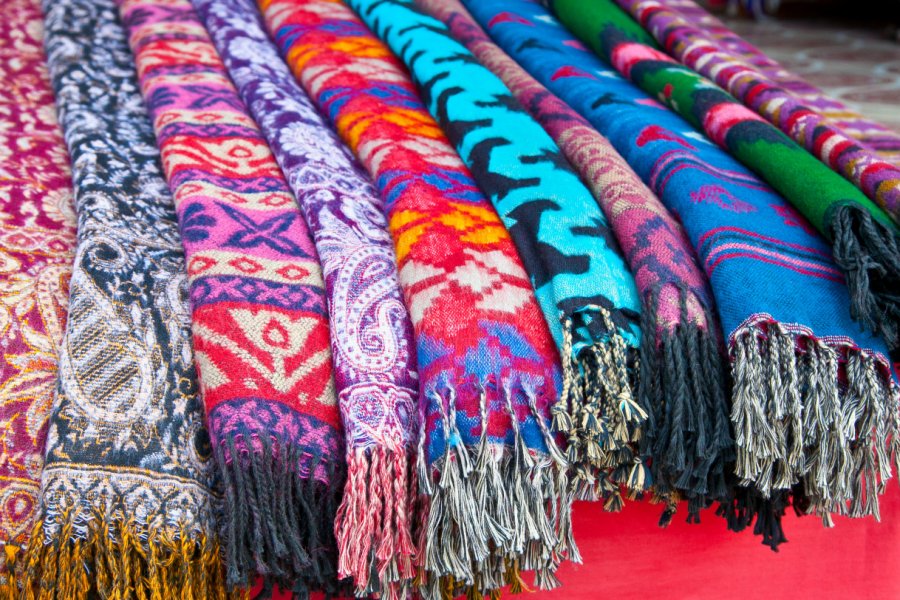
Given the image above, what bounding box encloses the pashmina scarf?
[467,0,900,548]
[550,0,900,353]
[615,0,900,228]
[661,0,900,165]
[261,0,576,595]
[188,0,419,594]
[24,0,226,596]
[418,0,732,517]
[0,0,77,587]
[118,0,346,593]
[348,0,649,503]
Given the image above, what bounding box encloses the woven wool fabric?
[467,0,900,548]
[260,0,577,595]
[117,0,347,593]
[661,0,900,165]
[551,0,900,354]
[187,0,419,594]
[23,0,227,596]
[0,0,77,586]
[347,0,651,508]
[616,0,900,227]
[417,0,731,517]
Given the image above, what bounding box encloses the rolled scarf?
[417,0,731,517]
[188,0,419,594]
[260,0,577,595]
[466,0,900,548]
[118,0,346,593]
[660,0,900,165]
[550,0,900,354]
[347,0,649,502]
[0,0,76,588]
[23,0,227,596]
[616,0,900,227]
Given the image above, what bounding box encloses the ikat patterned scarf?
[261,0,577,595]
[23,0,227,596]
[615,0,900,227]
[0,0,77,588]
[348,0,651,507]
[551,0,900,353]
[188,0,419,594]
[118,0,346,593]
[418,0,732,519]
[467,0,900,548]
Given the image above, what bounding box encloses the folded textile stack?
[0,0,897,597]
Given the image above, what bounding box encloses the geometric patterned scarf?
[0,0,77,588]
[616,0,900,227]
[659,0,900,166]
[118,0,344,594]
[260,0,576,595]
[187,0,419,595]
[551,0,900,353]
[422,0,732,518]
[469,0,899,549]
[348,0,648,504]
[24,0,226,596]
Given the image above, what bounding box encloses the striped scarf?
[119,0,346,593]
[260,0,576,595]
[418,0,731,517]
[23,0,227,596]
[550,0,900,352]
[189,0,419,594]
[0,0,77,587]
[466,0,900,548]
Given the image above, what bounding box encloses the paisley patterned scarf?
[550,0,900,353]
[188,0,419,594]
[417,0,731,517]
[348,0,649,505]
[260,0,576,595]
[466,0,900,548]
[23,0,227,596]
[0,0,76,588]
[615,0,900,227]
[118,0,345,593]
[661,0,900,165]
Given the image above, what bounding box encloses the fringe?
[716,485,790,552]
[830,203,900,351]
[637,284,733,521]
[2,542,22,598]
[729,314,900,520]
[334,445,416,599]
[551,306,644,503]
[214,434,346,597]
[18,509,236,600]
[416,381,577,599]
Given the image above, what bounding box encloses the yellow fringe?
[15,512,246,600]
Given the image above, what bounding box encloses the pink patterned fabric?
[0,0,76,579]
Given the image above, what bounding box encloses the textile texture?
[189,0,419,594]
[616,0,900,227]
[661,0,900,165]
[23,0,226,596]
[118,0,346,593]
[260,0,577,596]
[348,0,650,512]
[467,0,900,548]
[417,0,732,516]
[0,0,77,586]
[551,0,900,352]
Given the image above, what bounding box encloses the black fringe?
[830,203,900,351]
[215,433,348,598]
[717,486,790,552]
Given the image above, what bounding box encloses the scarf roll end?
[830,203,900,350]
[214,433,345,597]
[335,445,416,598]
